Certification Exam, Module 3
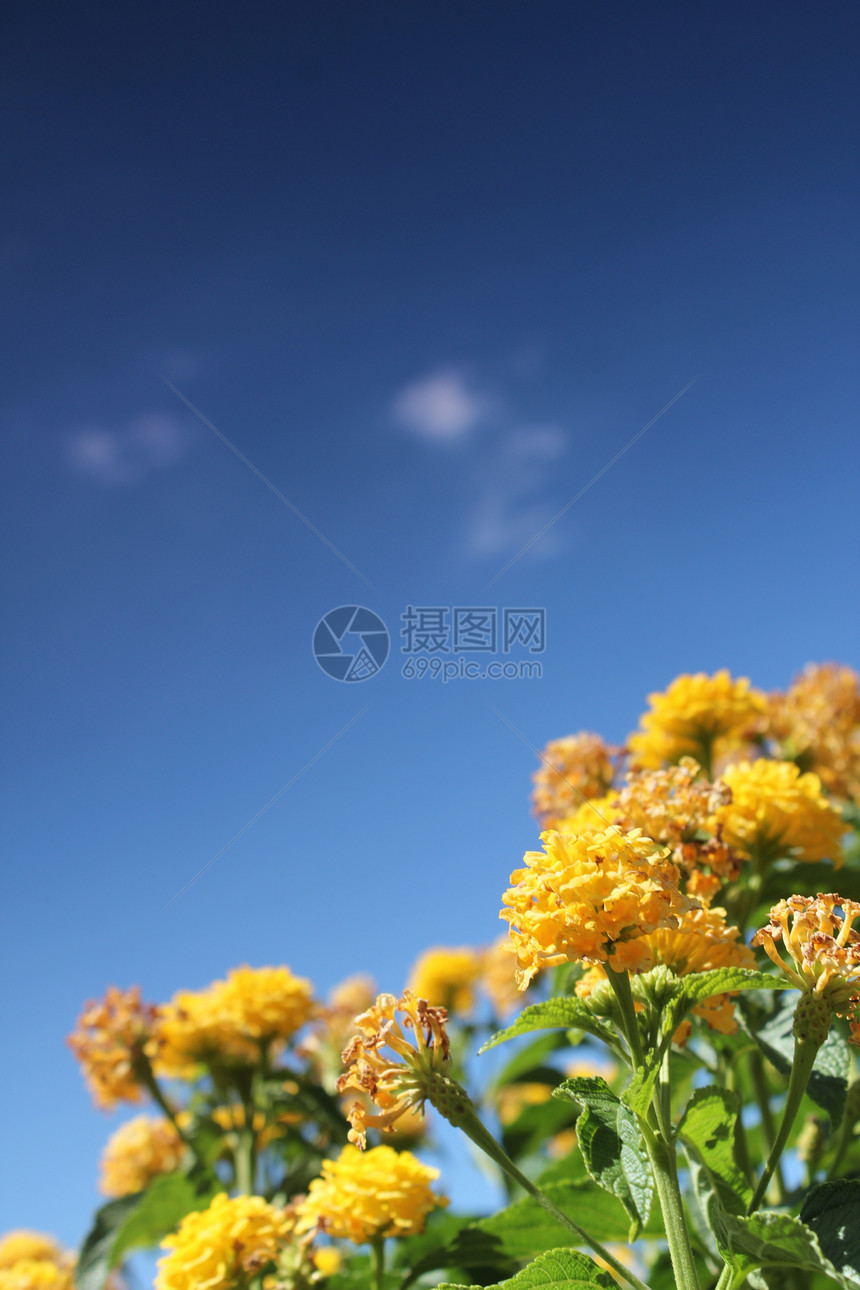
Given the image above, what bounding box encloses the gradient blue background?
[2,0,858,1248]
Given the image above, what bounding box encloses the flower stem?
[371,1235,385,1290]
[605,965,699,1289]
[448,1097,650,1290]
[748,1049,785,1203]
[748,1031,823,1215]
[604,964,645,1069]
[646,1134,700,1290]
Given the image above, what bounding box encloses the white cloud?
[467,424,568,558]
[392,369,488,441]
[67,412,190,486]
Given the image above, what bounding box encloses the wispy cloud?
[468,424,568,558]
[67,412,191,486]
[392,368,488,441]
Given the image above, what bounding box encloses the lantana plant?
[7,663,860,1290]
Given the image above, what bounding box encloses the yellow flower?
[480,937,528,1016]
[753,895,860,1011]
[501,826,697,986]
[295,1145,447,1244]
[496,1082,553,1126]
[766,663,860,801]
[153,965,315,1076]
[0,1236,60,1271]
[312,1248,342,1277]
[578,904,755,1036]
[156,1193,295,1290]
[532,733,617,827]
[407,947,482,1014]
[337,991,450,1148]
[609,758,740,897]
[208,1103,299,1150]
[99,1115,185,1197]
[67,986,158,1110]
[717,760,845,864]
[553,793,621,835]
[628,671,766,772]
[0,1263,74,1290]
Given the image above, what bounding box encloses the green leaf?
[479,1000,617,1055]
[437,1247,617,1290]
[76,1167,223,1289]
[742,990,851,1123]
[76,1197,141,1290]
[490,1032,570,1088]
[678,1086,752,1217]
[691,1153,860,1287]
[660,968,790,1044]
[111,1166,223,1265]
[800,1180,860,1284]
[552,1077,652,1236]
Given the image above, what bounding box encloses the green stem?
[713,1264,745,1290]
[234,1126,255,1195]
[727,1059,754,1188]
[451,1100,650,1290]
[606,966,699,1289]
[646,1134,700,1290]
[748,1049,786,1203]
[371,1235,385,1290]
[604,963,645,1069]
[136,1057,197,1157]
[748,1033,822,1215]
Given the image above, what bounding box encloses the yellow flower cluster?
[0,1234,74,1290]
[0,1238,60,1272]
[753,895,860,1012]
[607,758,739,901]
[480,936,526,1016]
[578,903,755,1036]
[0,1264,73,1290]
[156,1192,295,1290]
[295,1145,446,1243]
[153,965,315,1076]
[67,986,157,1110]
[338,991,450,1148]
[501,826,697,985]
[532,732,617,827]
[407,946,482,1014]
[99,1114,185,1197]
[717,760,845,864]
[628,670,765,772]
[766,663,860,801]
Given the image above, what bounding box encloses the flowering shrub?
[9,663,860,1290]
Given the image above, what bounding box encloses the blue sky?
[2,0,859,1247]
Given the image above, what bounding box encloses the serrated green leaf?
[679,1085,751,1217]
[801,1179,860,1284]
[742,990,851,1124]
[552,1077,652,1236]
[479,1001,617,1055]
[691,1151,860,1287]
[660,968,790,1045]
[437,1247,616,1290]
